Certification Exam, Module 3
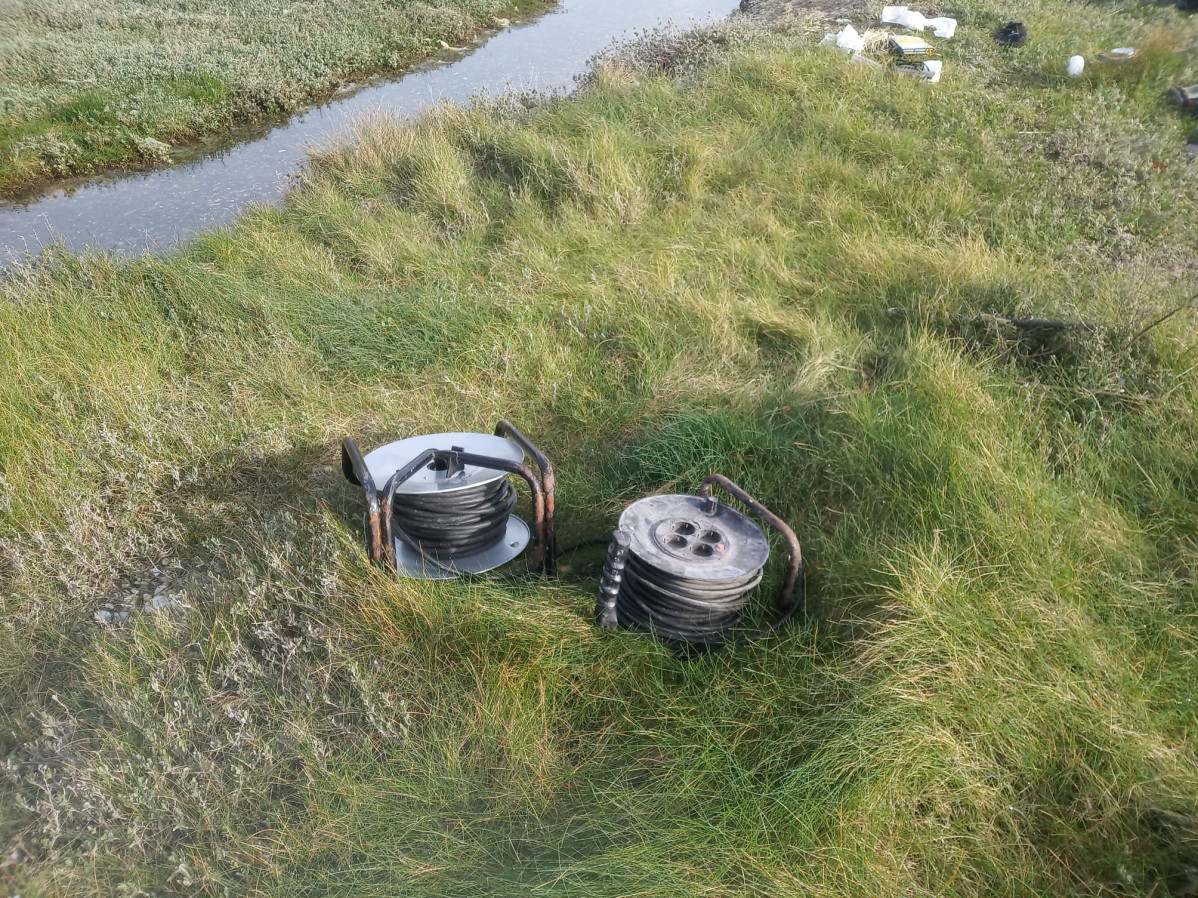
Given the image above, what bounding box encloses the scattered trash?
[1067,55,1086,76]
[995,21,1027,47]
[819,23,866,53]
[898,59,944,82]
[929,18,957,39]
[850,53,885,69]
[881,6,957,37]
[882,5,925,28]
[821,19,945,83]
[889,34,936,58]
[1097,47,1137,64]
[1168,84,1198,110]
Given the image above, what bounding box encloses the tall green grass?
[2,7,1197,896]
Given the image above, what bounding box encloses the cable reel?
[341,420,555,578]
[596,474,803,647]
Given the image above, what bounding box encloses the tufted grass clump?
[2,3,1198,896]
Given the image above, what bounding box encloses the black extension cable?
[391,477,516,557]
[616,552,765,645]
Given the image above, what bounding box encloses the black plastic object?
[995,21,1027,47]
[1168,85,1198,111]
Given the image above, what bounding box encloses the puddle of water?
[0,0,740,265]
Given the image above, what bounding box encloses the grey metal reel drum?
[596,474,804,647]
[341,421,556,578]
[365,432,528,579]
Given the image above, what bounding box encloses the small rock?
[94,609,112,624]
[133,136,171,159]
[144,592,188,615]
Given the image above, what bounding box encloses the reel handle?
[495,420,557,572]
[698,474,804,619]
[341,437,390,566]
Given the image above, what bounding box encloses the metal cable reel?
[596,474,804,647]
[340,420,556,578]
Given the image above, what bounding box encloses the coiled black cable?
[391,477,516,557]
[616,551,766,645]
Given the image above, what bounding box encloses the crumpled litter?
[819,23,866,53]
[820,21,945,83]
[881,6,957,38]
[901,59,943,82]
[1097,47,1137,64]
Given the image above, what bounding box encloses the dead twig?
[1122,294,1198,351]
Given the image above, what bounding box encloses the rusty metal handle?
[698,473,804,621]
[494,420,557,573]
[341,437,388,565]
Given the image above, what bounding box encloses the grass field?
[2,1,1198,895]
[0,0,539,198]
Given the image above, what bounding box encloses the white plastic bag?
[818,24,865,53]
[927,16,957,38]
[882,6,926,30]
[881,6,956,37]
